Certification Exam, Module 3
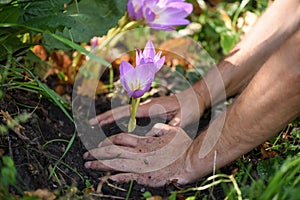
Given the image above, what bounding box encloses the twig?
[0,110,30,142]
[89,193,125,199]
[209,150,217,200]
[106,181,127,192]
[96,173,110,193]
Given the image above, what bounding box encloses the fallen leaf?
[32,45,48,61]
[147,196,163,200]
[24,189,56,200]
[0,110,30,142]
[159,38,193,70]
[0,110,25,131]
[260,142,279,159]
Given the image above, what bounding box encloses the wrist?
[190,81,210,110]
[180,141,210,183]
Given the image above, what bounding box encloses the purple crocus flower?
[120,62,156,98]
[120,40,165,98]
[136,40,165,72]
[127,0,144,20]
[127,0,193,30]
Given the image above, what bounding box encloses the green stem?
[128,97,140,132]
[98,17,143,92]
[125,180,134,200]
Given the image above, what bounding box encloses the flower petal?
[148,23,175,30]
[135,64,156,84]
[144,7,156,22]
[136,49,142,66]
[141,0,193,30]
[127,0,144,20]
[143,40,155,59]
[155,56,165,72]
[120,77,134,97]
[131,81,152,98]
[120,61,134,77]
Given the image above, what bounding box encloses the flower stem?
[128,97,140,132]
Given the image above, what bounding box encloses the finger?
[145,123,177,136]
[168,114,181,127]
[109,173,165,187]
[85,159,146,172]
[89,105,130,126]
[83,145,138,160]
[84,160,116,171]
[136,98,172,119]
[98,133,140,148]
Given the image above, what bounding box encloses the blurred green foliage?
[191,0,269,61]
[0,155,17,199]
[0,0,127,59]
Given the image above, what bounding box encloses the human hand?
[83,123,193,187]
[89,87,205,128]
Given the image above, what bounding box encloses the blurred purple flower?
[120,40,165,98]
[127,0,193,30]
[127,0,144,20]
[90,37,99,50]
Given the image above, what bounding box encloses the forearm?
[183,27,300,182]
[192,0,300,108]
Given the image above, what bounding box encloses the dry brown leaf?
[0,110,25,131]
[159,38,191,69]
[147,196,163,200]
[260,142,279,159]
[24,189,56,200]
[0,110,31,142]
[0,148,4,156]
[219,10,232,30]
[51,51,72,69]
[32,45,48,61]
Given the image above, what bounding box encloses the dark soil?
[0,89,229,199]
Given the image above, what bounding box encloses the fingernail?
[83,152,89,159]
[153,123,164,129]
[97,142,102,147]
[153,123,164,133]
[84,161,91,168]
[89,118,98,125]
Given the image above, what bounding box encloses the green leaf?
[0,28,31,61]
[257,157,284,181]
[18,0,127,49]
[1,156,16,186]
[142,191,152,198]
[18,0,69,23]
[0,6,20,23]
[0,0,12,4]
[2,156,14,168]
[187,69,201,84]
[175,64,185,75]
[43,30,70,51]
[65,0,127,40]
[220,32,238,54]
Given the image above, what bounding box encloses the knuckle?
[114,133,126,143]
[90,161,100,169]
